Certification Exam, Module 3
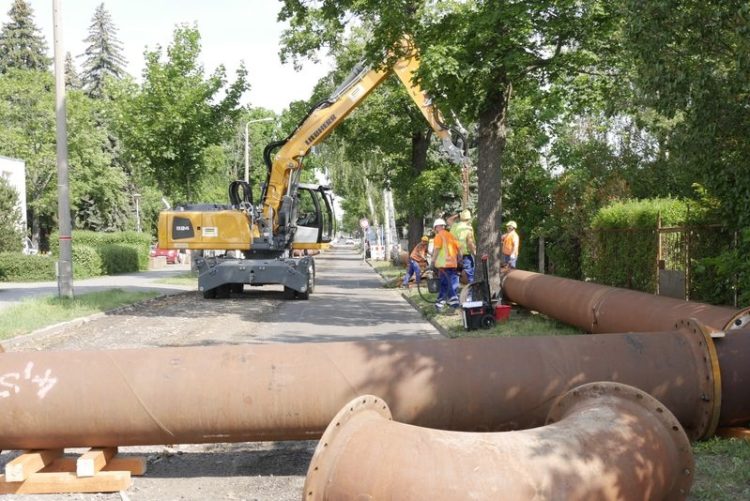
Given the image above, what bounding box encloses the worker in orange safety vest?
[501,220,520,268]
[401,236,430,288]
[432,218,460,312]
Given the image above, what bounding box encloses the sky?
[16,0,332,113]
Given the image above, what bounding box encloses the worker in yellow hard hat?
[450,209,477,284]
[401,236,430,288]
[501,220,520,268]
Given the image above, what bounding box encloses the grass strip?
[691,437,750,500]
[370,260,579,336]
[0,289,159,341]
[155,271,198,285]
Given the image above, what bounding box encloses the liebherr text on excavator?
[157,40,470,299]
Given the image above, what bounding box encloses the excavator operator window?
[318,188,334,244]
[296,189,319,228]
[293,185,334,246]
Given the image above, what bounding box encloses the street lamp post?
[244,118,275,182]
[133,193,142,233]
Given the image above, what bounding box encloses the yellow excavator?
[157,40,470,299]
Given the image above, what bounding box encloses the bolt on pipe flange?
[305,386,694,501]
[674,318,723,439]
[304,395,392,500]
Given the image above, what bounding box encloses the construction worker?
[450,209,477,283]
[401,236,430,288]
[501,220,520,268]
[432,218,460,312]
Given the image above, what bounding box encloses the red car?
[149,247,182,264]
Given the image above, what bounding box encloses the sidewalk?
[255,246,441,342]
[0,264,194,312]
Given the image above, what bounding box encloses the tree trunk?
[407,130,430,251]
[476,84,510,292]
[31,209,41,250]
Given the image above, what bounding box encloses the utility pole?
[383,188,391,262]
[53,0,73,298]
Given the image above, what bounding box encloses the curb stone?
[401,291,452,338]
[363,258,451,339]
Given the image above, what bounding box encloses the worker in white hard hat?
[501,220,520,268]
[450,209,477,284]
[432,218,460,313]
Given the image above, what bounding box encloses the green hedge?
[72,244,103,278]
[583,199,688,292]
[0,253,56,282]
[50,230,150,275]
[98,244,141,275]
[581,198,737,304]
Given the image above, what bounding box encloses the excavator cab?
[292,184,334,248]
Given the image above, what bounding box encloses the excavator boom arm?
[262,41,469,225]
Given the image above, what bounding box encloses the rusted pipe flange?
[674,318,722,439]
[547,381,695,499]
[724,307,750,331]
[303,395,391,500]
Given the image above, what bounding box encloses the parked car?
[345,238,355,245]
[149,246,182,264]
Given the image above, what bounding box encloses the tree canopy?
[279,0,621,284]
[0,175,23,252]
[0,0,50,73]
[110,25,248,202]
[79,2,128,98]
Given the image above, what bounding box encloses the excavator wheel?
[202,288,217,299]
[283,286,297,300]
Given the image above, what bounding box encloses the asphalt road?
[0,264,194,312]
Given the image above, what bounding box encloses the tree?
[279,1,619,286]
[67,89,129,231]
[0,69,129,245]
[111,25,248,202]
[0,176,23,252]
[64,51,81,90]
[624,0,750,228]
[79,3,127,97]
[622,0,750,302]
[0,0,50,73]
[0,69,55,246]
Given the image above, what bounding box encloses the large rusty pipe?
[502,269,750,333]
[715,330,750,427]
[2,327,745,450]
[304,386,694,501]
